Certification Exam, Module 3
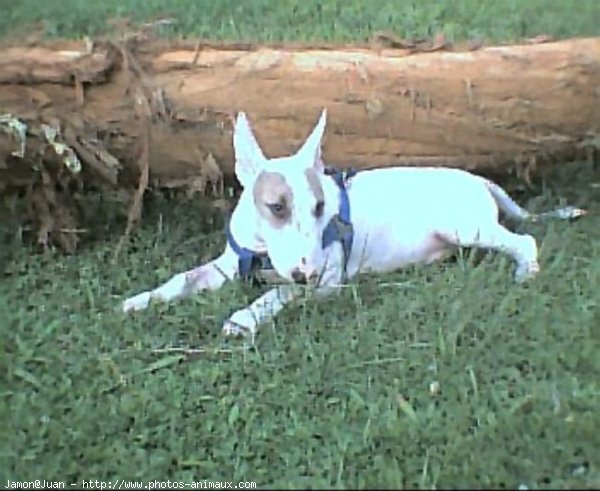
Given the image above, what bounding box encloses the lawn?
[2,0,600,42]
[1,1,600,488]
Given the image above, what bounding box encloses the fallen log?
[1,36,599,249]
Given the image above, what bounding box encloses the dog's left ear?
[295,108,327,173]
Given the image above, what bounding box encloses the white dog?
[122,109,585,338]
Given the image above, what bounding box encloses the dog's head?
[233,109,334,284]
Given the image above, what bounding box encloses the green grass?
[1,0,600,488]
[1,161,599,487]
[1,0,600,43]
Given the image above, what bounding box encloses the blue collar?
[225,225,273,280]
[227,168,355,281]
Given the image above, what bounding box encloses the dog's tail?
[483,178,586,222]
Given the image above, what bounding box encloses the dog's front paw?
[122,291,152,312]
[515,261,540,283]
[222,309,258,338]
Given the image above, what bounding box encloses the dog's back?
[344,166,499,275]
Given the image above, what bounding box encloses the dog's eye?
[314,200,325,218]
[267,202,286,218]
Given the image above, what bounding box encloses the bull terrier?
[122,109,585,338]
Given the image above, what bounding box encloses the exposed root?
[113,113,150,261]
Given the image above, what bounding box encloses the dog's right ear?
[233,112,267,188]
[294,108,327,173]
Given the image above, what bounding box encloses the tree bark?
[2,37,600,182]
[0,37,598,249]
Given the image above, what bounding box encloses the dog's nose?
[292,268,319,284]
[291,269,307,284]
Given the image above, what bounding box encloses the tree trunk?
[1,36,599,249]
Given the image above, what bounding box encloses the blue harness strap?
[226,225,273,280]
[227,168,356,281]
[322,168,356,276]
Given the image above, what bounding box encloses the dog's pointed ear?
[296,108,327,173]
[233,112,267,188]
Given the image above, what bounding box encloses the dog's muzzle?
[291,268,318,285]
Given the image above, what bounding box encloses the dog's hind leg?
[122,248,239,312]
[438,221,539,282]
